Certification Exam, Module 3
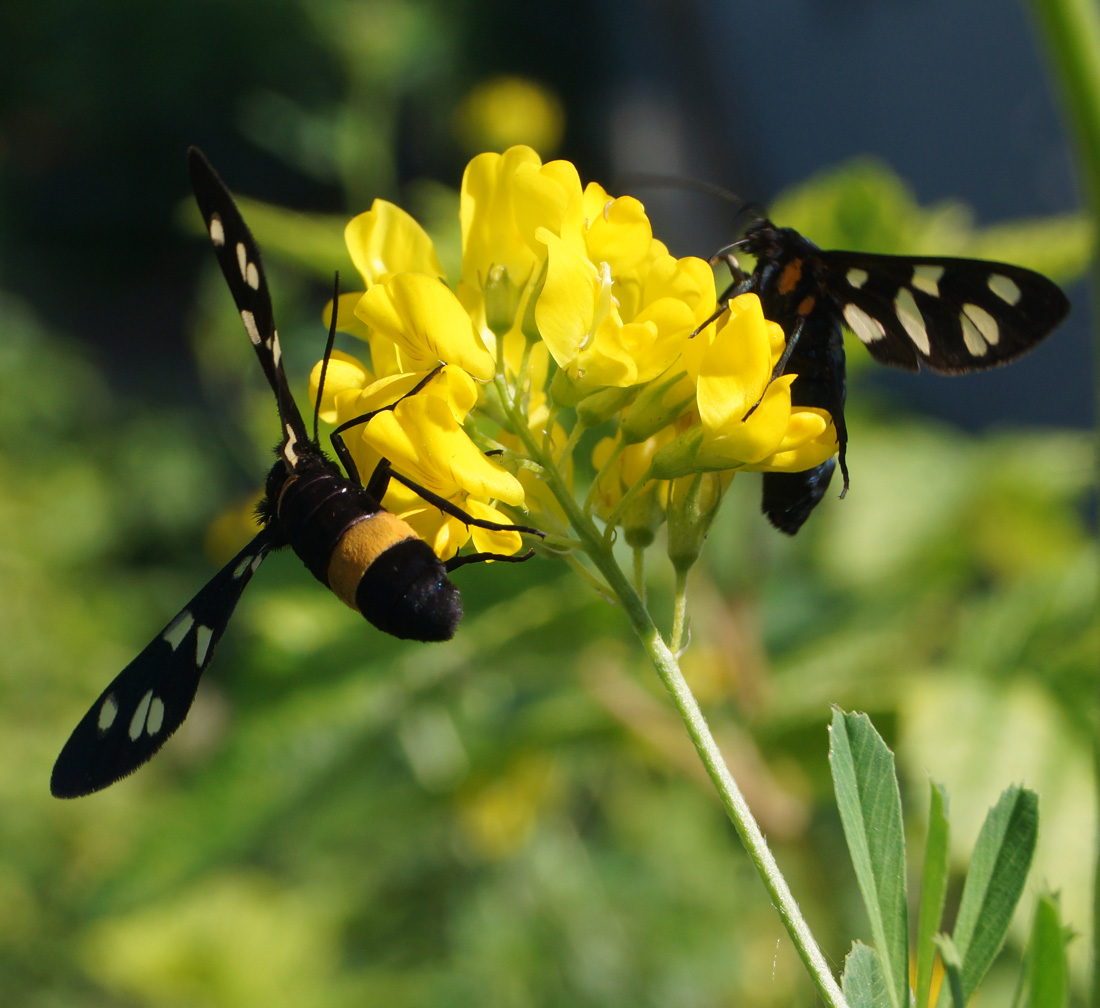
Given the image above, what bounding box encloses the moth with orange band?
[51,149,542,798]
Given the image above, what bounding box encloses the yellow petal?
[533,229,598,368]
[345,200,444,287]
[324,291,372,341]
[364,395,525,505]
[584,192,652,274]
[460,147,543,290]
[696,293,772,432]
[697,375,797,466]
[309,349,372,425]
[467,499,524,556]
[355,274,496,381]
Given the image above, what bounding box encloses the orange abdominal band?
[326,512,419,611]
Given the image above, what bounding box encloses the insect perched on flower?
[50,150,543,798]
[707,217,1069,533]
[55,145,1062,796]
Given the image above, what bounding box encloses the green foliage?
[1019,892,1073,1008]
[830,711,1066,1008]
[830,710,909,1008]
[769,159,1092,282]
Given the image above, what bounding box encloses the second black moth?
[50,148,542,799]
[711,218,1070,534]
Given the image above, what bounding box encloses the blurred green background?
[0,1,1095,1005]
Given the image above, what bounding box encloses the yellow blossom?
[313,147,841,572]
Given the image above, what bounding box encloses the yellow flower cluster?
[312,145,837,564]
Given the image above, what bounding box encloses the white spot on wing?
[98,694,119,732]
[246,262,261,290]
[233,555,253,579]
[911,264,944,297]
[842,303,885,344]
[209,215,225,247]
[988,274,1021,305]
[894,288,931,356]
[195,625,214,667]
[240,309,262,346]
[129,690,154,740]
[163,611,195,651]
[271,332,282,365]
[283,423,300,465]
[961,304,999,354]
[236,242,249,284]
[846,268,868,289]
[250,553,264,574]
[146,696,165,735]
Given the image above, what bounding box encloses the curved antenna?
[613,171,767,236]
[313,272,341,445]
[614,171,746,208]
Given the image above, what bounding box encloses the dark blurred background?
[0,2,1094,1006]
[1,0,1088,423]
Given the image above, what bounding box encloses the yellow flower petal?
[345,200,444,287]
[696,293,772,431]
[584,191,652,274]
[697,374,797,466]
[364,395,525,505]
[355,274,496,381]
[534,229,598,368]
[308,349,372,425]
[467,499,524,556]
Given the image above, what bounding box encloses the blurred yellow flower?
[454,75,565,156]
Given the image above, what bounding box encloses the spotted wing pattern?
[51,532,276,798]
[819,251,1070,373]
[187,147,310,467]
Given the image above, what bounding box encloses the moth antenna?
[613,173,764,245]
[314,271,341,445]
[615,171,746,209]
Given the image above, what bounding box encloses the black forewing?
[51,532,276,798]
[820,251,1070,373]
[187,147,310,463]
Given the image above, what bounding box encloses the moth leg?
[445,549,536,571]
[375,461,543,538]
[739,313,809,423]
[328,365,446,484]
[692,263,753,337]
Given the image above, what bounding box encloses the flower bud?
[666,473,725,575]
[576,385,637,428]
[621,483,665,549]
[648,428,706,480]
[620,370,694,444]
[483,264,522,337]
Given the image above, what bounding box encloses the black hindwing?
[51,533,276,797]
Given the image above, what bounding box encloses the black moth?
[51,148,541,798]
[712,218,1070,534]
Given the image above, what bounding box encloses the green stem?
[670,567,689,654]
[1027,4,1100,1005]
[499,379,847,1008]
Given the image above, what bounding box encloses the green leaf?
[842,942,892,1008]
[1018,891,1071,1008]
[938,786,1039,1005]
[934,934,966,1008]
[829,709,909,1008]
[916,782,951,1008]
